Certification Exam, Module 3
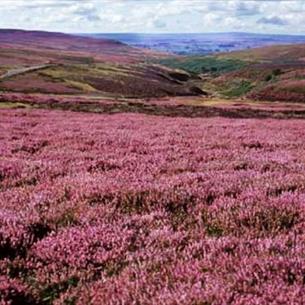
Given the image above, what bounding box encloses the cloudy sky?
[1,0,305,34]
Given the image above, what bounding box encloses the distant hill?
[86,32,305,55]
[218,43,305,63]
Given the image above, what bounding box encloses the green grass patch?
[40,64,131,84]
[0,101,31,109]
[159,57,247,75]
[65,80,97,92]
[40,277,79,305]
[221,80,254,98]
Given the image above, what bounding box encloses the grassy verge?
[221,80,254,98]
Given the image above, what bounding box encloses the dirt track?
[0,64,52,80]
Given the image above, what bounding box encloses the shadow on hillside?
[37,100,305,120]
[1,95,305,119]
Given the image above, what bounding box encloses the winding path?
[0,64,53,80]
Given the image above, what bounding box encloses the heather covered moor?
[1,108,305,304]
[2,4,305,303]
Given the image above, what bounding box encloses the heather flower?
[1,108,305,304]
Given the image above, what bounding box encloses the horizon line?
[1,28,305,37]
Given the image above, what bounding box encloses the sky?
[1,0,305,34]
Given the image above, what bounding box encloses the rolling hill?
[0,29,204,98]
[2,30,305,103]
[160,43,305,102]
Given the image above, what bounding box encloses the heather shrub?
[1,109,305,304]
[0,276,35,305]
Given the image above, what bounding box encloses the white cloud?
[257,16,288,26]
[0,0,304,34]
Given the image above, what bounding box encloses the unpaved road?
[0,64,53,80]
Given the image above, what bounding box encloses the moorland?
[2,29,305,305]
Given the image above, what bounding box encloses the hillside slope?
[160,43,305,102]
[0,29,160,64]
[0,30,203,98]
